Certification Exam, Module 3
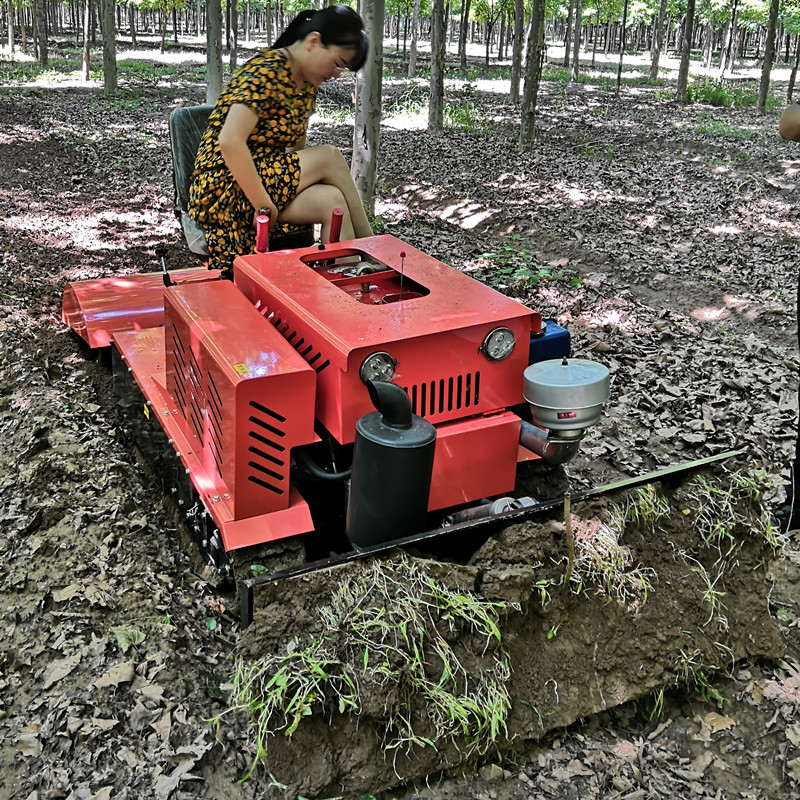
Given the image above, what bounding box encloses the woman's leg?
[295,145,373,238]
[278,183,356,243]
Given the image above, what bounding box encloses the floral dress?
[188,48,317,270]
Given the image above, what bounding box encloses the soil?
[1,41,800,800]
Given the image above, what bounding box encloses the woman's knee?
[312,183,348,213]
[314,144,349,177]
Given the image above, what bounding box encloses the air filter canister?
[523,358,610,433]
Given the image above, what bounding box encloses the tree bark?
[128,1,136,48]
[649,0,667,80]
[614,0,629,96]
[520,0,545,150]
[429,0,445,133]
[563,0,574,67]
[719,0,738,78]
[35,0,48,64]
[788,35,800,101]
[408,0,420,78]
[757,0,780,113]
[205,0,223,104]
[101,0,116,90]
[352,0,384,216]
[158,0,166,52]
[570,0,582,81]
[509,0,524,101]
[230,0,238,70]
[457,0,468,69]
[83,0,90,80]
[675,0,696,104]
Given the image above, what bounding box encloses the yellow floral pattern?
[188,48,317,269]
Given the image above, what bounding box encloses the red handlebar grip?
[328,208,344,244]
[255,212,270,253]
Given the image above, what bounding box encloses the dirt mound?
[211,469,781,798]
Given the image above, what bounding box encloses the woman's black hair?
[273,5,368,71]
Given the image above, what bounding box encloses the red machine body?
[63,234,541,554]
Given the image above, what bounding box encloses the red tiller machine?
[63,216,612,618]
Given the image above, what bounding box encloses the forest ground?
[0,35,799,799]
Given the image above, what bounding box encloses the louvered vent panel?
[170,324,188,419]
[269,314,330,374]
[206,372,224,478]
[246,400,288,495]
[406,372,481,419]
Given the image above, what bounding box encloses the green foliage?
[445,99,486,133]
[387,84,428,117]
[481,235,580,288]
[693,670,729,708]
[684,77,781,109]
[637,688,665,722]
[622,485,671,528]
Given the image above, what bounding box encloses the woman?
[188,5,374,270]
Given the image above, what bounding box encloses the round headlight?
[359,351,397,384]
[480,327,516,361]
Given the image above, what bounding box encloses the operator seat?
[168,105,314,257]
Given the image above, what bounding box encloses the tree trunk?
[570,0,582,81]
[159,0,166,52]
[649,0,667,79]
[520,0,546,150]
[458,0,472,69]
[6,0,13,52]
[21,0,28,49]
[563,0,574,67]
[172,3,177,43]
[352,0,384,216]
[788,35,800,101]
[128,1,136,47]
[702,19,712,68]
[35,0,48,64]
[614,0,628,96]
[429,0,445,133]
[230,0,238,71]
[676,0,696,103]
[205,0,223,104]
[408,0,420,78]
[757,0,780,113]
[719,0,737,77]
[509,0,524,101]
[101,0,116,91]
[83,0,90,80]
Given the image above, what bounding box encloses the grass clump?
[221,555,516,780]
[685,77,781,110]
[685,469,782,557]
[569,521,655,606]
[621,484,671,527]
[567,488,664,607]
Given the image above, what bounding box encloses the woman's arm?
[218,103,280,219]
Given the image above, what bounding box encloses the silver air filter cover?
[523,358,610,433]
